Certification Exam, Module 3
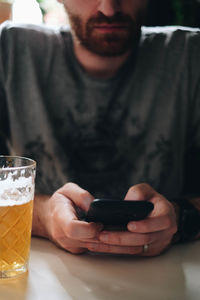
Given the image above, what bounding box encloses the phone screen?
[85,199,154,226]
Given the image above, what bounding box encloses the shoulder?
[141,27,200,115]
[0,22,72,84]
[0,21,71,50]
[141,25,200,48]
[140,26,200,69]
[141,25,200,38]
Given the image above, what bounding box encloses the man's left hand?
[86,183,178,256]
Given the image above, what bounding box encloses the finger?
[124,183,156,201]
[127,197,177,233]
[56,236,89,254]
[127,215,177,233]
[52,194,103,239]
[58,236,102,250]
[150,195,172,217]
[80,232,172,255]
[65,220,104,240]
[85,242,142,255]
[66,248,87,254]
[57,182,94,211]
[139,238,172,257]
[98,230,169,246]
[53,238,87,254]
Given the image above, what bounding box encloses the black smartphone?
[85,199,154,226]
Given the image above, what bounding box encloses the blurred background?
[146,0,200,27]
[0,0,200,27]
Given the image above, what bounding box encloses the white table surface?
[0,237,200,300]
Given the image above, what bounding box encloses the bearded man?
[0,0,200,256]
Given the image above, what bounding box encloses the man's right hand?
[32,183,149,255]
[32,183,103,254]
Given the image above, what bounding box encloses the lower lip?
[94,26,128,33]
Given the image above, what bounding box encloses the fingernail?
[88,243,99,251]
[100,233,108,242]
[96,223,104,231]
[128,223,137,231]
[84,197,93,210]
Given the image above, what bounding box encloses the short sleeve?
[183,31,200,195]
[0,84,10,154]
[0,22,10,154]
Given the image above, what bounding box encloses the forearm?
[32,194,51,238]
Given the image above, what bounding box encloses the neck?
[73,38,131,79]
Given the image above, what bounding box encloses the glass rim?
[0,155,36,171]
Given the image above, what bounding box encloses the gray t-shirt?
[0,22,200,199]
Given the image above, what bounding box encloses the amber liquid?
[0,200,33,278]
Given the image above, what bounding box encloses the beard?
[65,9,145,57]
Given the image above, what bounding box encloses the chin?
[81,39,133,57]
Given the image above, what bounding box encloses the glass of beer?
[0,156,36,279]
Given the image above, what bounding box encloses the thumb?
[124,183,155,201]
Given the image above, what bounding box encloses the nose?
[98,0,120,17]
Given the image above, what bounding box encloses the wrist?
[171,202,181,244]
[171,197,200,243]
[32,194,51,238]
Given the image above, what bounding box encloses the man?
[0,0,200,256]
